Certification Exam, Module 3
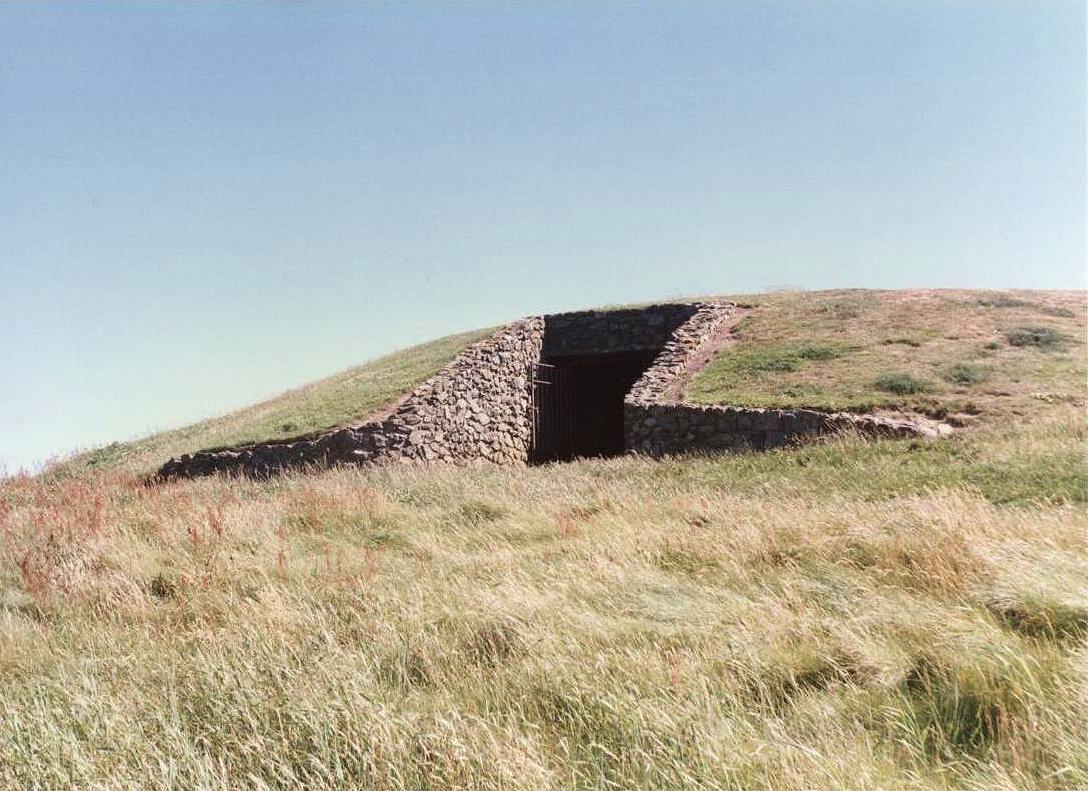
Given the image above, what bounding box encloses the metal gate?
[529,351,658,463]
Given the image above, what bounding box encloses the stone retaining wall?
[158,318,543,479]
[624,303,943,455]
[158,300,943,480]
[625,401,934,456]
[624,302,737,403]
[542,304,698,357]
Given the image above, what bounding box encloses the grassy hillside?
[688,289,1086,424]
[64,328,494,475]
[3,289,1085,790]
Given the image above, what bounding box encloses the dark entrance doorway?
[530,351,659,463]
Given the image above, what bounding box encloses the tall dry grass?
[2,416,1085,789]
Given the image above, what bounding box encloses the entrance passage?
[530,351,659,463]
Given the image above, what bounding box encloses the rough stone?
[156,300,944,481]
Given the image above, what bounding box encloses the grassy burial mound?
[2,289,1085,790]
[66,328,495,476]
[687,288,1086,422]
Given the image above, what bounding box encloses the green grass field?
[3,289,1085,790]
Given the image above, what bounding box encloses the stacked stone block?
[624,302,944,455]
[158,318,543,479]
[542,304,698,356]
[157,300,943,480]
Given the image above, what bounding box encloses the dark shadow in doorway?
[529,350,658,463]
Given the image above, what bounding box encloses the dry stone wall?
[157,299,943,480]
[624,303,943,455]
[542,305,698,357]
[625,401,935,455]
[158,318,543,479]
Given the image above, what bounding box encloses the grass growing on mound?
[60,327,494,475]
[874,372,933,395]
[1006,326,1069,351]
[687,289,1086,420]
[942,363,989,385]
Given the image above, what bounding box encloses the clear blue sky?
[2,2,1084,473]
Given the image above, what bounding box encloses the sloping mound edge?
[61,328,494,475]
